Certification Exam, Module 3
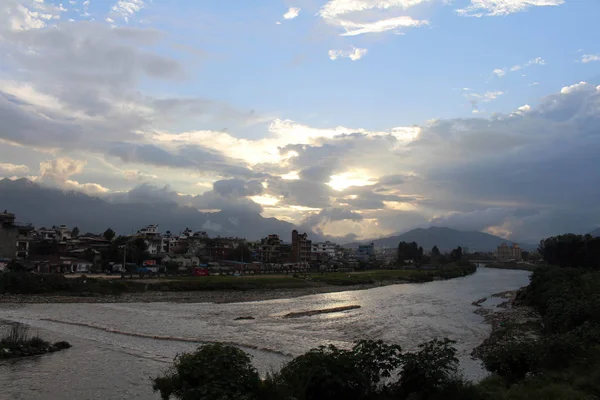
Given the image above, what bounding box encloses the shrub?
[480,340,539,383]
[393,338,464,398]
[270,340,403,400]
[152,343,262,400]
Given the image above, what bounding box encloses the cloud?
[37,157,109,194]
[283,7,300,19]
[111,0,145,22]
[525,56,545,66]
[457,0,564,17]
[463,89,504,112]
[494,57,545,78]
[0,163,29,176]
[0,0,65,32]
[318,0,429,36]
[581,54,600,63]
[328,47,368,61]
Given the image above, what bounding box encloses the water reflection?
[0,267,530,399]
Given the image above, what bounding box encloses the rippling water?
[0,267,530,399]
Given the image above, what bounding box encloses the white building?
[136,225,162,255]
[312,241,337,258]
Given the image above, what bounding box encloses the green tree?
[394,338,461,398]
[152,343,262,400]
[432,245,441,257]
[398,242,421,264]
[450,246,463,262]
[270,340,403,400]
[71,226,79,237]
[103,228,116,242]
[231,243,253,262]
[130,238,148,266]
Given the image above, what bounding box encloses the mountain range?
[344,227,538,252]
[0,178,297,241]
[1,178,593,249]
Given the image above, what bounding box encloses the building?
[260,234,282,264]
[291,230,312,263]
[496,243,522,261]
[0,211,18,259]
[312,241,337,258]
[0,211,34,260]
[356,242,375,262]
[135,225,163,255]
[376,247,397,265]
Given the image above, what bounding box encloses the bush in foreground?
[152,339,475,400]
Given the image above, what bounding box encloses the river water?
[0,267,530,399]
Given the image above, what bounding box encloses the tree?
[103,228,116,242]
[394,338,461,398]
[231,243,253,262]
[539,234,600,269]
[130,238,148,266]
[152,344,262,400]
[432,246,441,258]
[450,246,463,262]
[398,242,421,264]
[71,226,79,237]
[271,340,403,400]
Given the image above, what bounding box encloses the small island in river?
[0,323,71,360]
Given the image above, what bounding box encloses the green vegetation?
[0,323,71,359]
[0,271,144,295]
[152,339,476,400]
[0,264,475,295]
[485,263,539,271]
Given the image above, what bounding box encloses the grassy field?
[1,264,476,295]
[142,264,476,292]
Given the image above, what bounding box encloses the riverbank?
[484,263,539,271]
[471,290,541,361]
[0,264,476,303]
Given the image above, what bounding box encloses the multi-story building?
[292,230,312,263]
[376,247,397,264]
[260,234,282,264]
[312,241,337,258]
[356,242,375,262]
[496,243,522,261]
[0,211,18,259]
[135,224,162,255]
[0,211,34,260]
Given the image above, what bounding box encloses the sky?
[1,0,600,243]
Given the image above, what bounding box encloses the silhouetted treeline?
[538,234,600,269]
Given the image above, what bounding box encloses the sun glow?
[327,172,373,191]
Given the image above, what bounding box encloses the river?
[0,267,530,399]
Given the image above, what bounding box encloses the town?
[0,210,388,276]
[0,210,528,276]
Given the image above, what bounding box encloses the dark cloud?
[213,179,264,197]
[377,174,405,186]
[266,178,333,209]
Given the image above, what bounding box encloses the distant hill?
[591,228,600,237]
[345,226,536,253]
[0,178,299,241]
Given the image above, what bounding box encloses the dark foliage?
[152,343,262,400]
